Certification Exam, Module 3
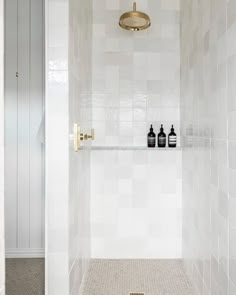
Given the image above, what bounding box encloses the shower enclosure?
[46,0,236,294]
[0,0,236,294]
[46,0,182,293]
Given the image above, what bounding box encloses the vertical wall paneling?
[5,0,45,256]
[5,0,18,250]
[17,0,30,249]
[30,0,44,249]
[0,0,5,292]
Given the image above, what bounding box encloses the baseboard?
[5,248,45,258]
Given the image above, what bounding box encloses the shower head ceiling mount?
[119,2,151,31]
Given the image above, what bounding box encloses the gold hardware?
[73,123,80,152]
[83,129,95,141]
[119,2,151,31]
[73,124,94,152]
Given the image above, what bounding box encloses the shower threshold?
[79,259,194,295]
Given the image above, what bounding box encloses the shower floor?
[79,259,194,295]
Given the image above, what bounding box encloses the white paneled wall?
[5,0,44,257]
[181,0,236,294]
[0,0,4,293]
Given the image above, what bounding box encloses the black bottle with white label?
[158,124,166,148]
[147,125,156,148]
[168,125,177,148]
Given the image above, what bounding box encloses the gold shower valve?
[73,124,94,152]
[83,129,95,141]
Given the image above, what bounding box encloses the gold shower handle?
[73,124,95,152]
[83,129,95,141]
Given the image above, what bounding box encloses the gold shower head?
[119,2,151,31]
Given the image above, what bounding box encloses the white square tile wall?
[92,0,180,147]
[181,0,236,294]
[0,0,4,293]
[69,0,92,293]
[46,0,69,294]
[91,150,182,258]
[46,0,93,294]
[90,0,182,259]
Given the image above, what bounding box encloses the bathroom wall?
[46,0,69,293]
[68,0,92,294]
[0,0,4,293]
[181,0,236,294]
[91,149,182,258]
[92,0,180,147]
[46,0,92,294]
[91,0,181,258]
[5,0,45,258]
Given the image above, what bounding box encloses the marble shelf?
[80,146,182,151]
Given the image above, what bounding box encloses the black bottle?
[168,125,177,148]
[147,125,156,148]
[158,124,166,148]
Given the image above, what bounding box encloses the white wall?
[92,0,180,147]
[91,0,181,258]
[181,0,236,294]
[46,0,92,294]
[69,0,92,294]
[0,0,4,292]
[45,0,69,293]
[5,0,44,257]
[91,149,182,258]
